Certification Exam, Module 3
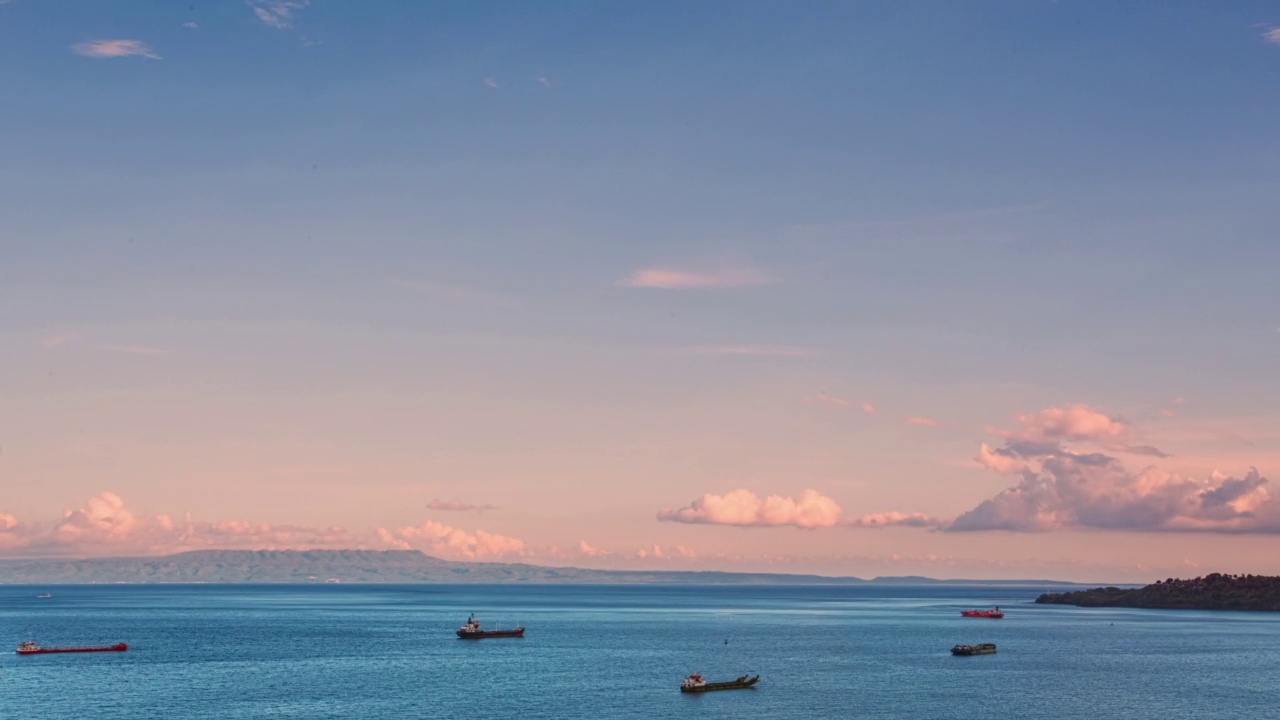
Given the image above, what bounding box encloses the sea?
[2,583,1277,719]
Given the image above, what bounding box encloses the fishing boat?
[960,607,1004,619]
[951,643,997,656]
[456,614,524,639]
[680,674,760,693]
[16,641,128,655]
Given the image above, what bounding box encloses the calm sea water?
[2,583,1277,719]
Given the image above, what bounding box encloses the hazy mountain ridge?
[0,550,1088,585]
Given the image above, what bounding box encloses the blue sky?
[1,1,1279,579]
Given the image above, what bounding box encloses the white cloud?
[483,78,499,89]
[250,1,308,30]
[378,520,526,560]
[1264,27,1280,45]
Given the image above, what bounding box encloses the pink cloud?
[1264,27,1280,44]
[951,404,1275,533]
[426,499,497,512]
[658,488,843,529]
[845,512,945,528]
[577,540,610,557]
[809,395,877,414]
[975,442,1030,475]
[378,521,525,560]
[72,39,160,59]
[2,492,357,556]
[97,343,172,357]
[40,332,78,349]
[0,513,30,551]
[683,344,819,358]
[621,267,774,289]
[905,417,941,427]
[998,403,1167,457]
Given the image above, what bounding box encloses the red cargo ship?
[960,607,1004,619]
[16,641,128,655]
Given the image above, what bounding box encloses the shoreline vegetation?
[1036,574,1280,611]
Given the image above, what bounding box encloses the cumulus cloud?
[72,39,161,60]
[0,492,357,556]
[998,403,1167,457]
[658,489,843,529]
[578,540,610,557]
[250,1,308,29]
[0,513,30,551]
[426,499,497,512]
[950,404,1275,533]
[621,267,774,289]
[378,521,525,560]
[1264,26,1280,44]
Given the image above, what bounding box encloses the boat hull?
[457,628,524,639]
[17,643,128,655]
[951,644,997,656]
[681,677,760,693]
[960,611,1004,619]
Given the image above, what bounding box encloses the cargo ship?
[960,607,1004,618]
[16,641,128,655]
[951,643,997,656]
[680,674,760,693]
[456,614,524,639]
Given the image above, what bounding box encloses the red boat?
[16,641,128,655]
[960,607,1005,619]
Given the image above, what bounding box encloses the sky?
[2,1,1280,582]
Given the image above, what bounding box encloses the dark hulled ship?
[456,614,525,639]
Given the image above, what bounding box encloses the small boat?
[35,594,52,599]
[16,641,128,655]
[960,607,1004,619]
[456,614,524,639]
[680,674,760,693]
[951,643,997,656]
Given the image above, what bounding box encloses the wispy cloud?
[845,512,946,529]
[182,21,199,30]
[483,77,499,89]
[1264,26,1280,44]
[40,332,79,349]
[390,278,515,307]
[71,39,161,60]
[905,416,941,427]
[97,343,172,357]
[536,76,551,87]
[250,0,308,29]
[682,344,820,358]
[426,499,497,512]
[621,267,774,289]
[808,394,877,414]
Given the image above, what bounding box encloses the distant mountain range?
[0,549,1085,585]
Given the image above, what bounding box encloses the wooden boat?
[680,674,760,692]
[456,614,525,639]
[951,643,997,656]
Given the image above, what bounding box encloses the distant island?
[1036,573,1280,611]
[0,549,1085,586]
